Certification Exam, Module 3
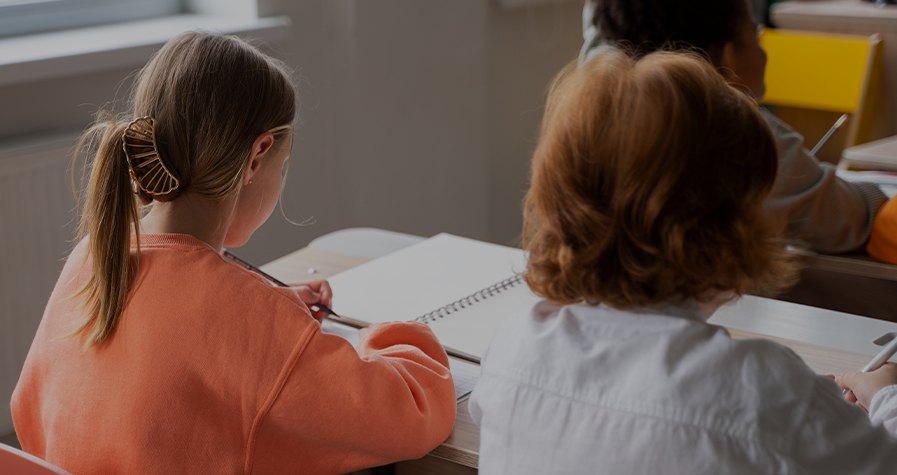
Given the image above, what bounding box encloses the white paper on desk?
[321,319,481,401]
[837,170,897,198]
[327,233,542,359]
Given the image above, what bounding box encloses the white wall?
[485,0,584,246]
[251,0,494,258]
[240,0,584,260]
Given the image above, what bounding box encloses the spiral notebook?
[327,233,541,362]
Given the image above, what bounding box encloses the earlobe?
[242,133,275,186]
[242,158,258,186]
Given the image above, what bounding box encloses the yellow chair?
[759,29,883,157]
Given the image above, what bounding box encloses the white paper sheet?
[327,233,542,360]
[328,233,529,323]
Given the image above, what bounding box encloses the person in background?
[469,49,897,474]
[11,32,455,475]
[580,0,886,254]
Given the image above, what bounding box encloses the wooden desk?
[790,247,897,282]
[775,248,897,323]
[263,246,897,474]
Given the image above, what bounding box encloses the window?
[0,0,183,38]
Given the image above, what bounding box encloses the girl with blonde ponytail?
[12,32,455,475]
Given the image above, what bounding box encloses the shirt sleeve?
[868,385,897,433]
[248,321,457,475]
[760,108,887,253]
[792,376,897,474]
[579,0,600,65]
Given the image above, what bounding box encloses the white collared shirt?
[470,300,897,474]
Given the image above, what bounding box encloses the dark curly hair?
[594,0,752,61]
[524,50,797,309]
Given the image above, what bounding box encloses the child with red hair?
[470,49,897,474]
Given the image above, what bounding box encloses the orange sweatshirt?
[11,234,456,474]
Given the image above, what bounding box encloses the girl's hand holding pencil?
[289,280,333,322]
[221,248,335,322]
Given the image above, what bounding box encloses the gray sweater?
[580,1,886,253]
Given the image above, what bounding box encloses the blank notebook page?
[328,233,541,359]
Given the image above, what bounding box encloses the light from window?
[0,0,183,38]
[0,1,55,5]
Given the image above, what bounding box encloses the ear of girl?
[224,131,293,249]
[717,17,767,100]
[140,130,291,251]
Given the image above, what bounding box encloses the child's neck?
[696,290,736,320]
[140,193,236,252]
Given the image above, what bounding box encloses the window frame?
[0,0,183,38]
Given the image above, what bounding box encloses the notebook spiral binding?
[413,273,526,324]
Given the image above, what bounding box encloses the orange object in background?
[867,198,897,265]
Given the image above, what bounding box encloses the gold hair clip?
[122,117,180,196]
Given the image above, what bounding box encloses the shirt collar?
[624,299,707,324]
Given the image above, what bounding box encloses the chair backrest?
[759,28,883,147]
[0,443,73,475]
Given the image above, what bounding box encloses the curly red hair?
[524,50,796,309]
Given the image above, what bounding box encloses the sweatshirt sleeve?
[760,108,887,253]
[792,376,897,474]
[247,321,456,475]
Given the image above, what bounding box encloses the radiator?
[0,134,80,435]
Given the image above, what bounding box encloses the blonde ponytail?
[70,118,142,348]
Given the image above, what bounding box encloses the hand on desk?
[290,279,333,322]
[836,364,897,411]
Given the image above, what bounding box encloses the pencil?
[810,113,849,156]
[224,250,480,359]
[221,248,341,318]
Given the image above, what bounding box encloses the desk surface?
[791,247,897,283]
[263,246,897,472]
